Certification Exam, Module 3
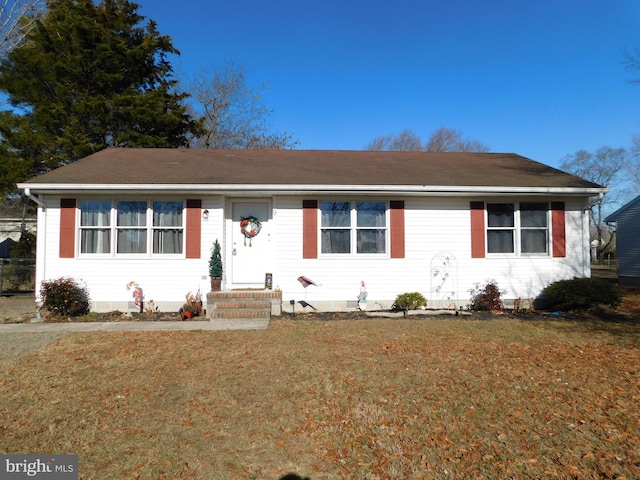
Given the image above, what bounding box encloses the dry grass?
[1,316,639,479]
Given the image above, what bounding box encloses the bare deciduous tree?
[366,129,422,151]
[626,134,640,189]
[425,126,490,152]
[0,0,45,57]
[186,62,297,149]
[366,126,489,152]
[560,146,627,262]
[624,48,640,84]
[625,50,640,194]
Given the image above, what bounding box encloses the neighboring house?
[0,218,37,257]
[18,149,605,313]
[605,194,640,285]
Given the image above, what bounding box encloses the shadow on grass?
[532,310,640,343]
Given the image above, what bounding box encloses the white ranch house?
[19,148,605,314]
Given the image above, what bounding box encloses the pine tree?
[0,0,199,192]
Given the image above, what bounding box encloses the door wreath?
[240,216,261,246]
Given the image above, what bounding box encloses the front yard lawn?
[1,317,639,479]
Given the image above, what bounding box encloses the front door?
[231,201,271,285]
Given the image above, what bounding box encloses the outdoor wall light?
[202,209,209,221]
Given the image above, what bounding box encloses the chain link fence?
[0,258,35,294]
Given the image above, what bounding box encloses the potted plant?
[209,239,223,291]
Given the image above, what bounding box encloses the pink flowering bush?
[469,279,505,311]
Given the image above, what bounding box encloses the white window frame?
[79,199,112,256]
[151,200,185,255]
[78,199,186,257]
[116,200,148,254]
[486,202,550,257]
[319,200,388,257]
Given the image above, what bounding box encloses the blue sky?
[138,0,640,169]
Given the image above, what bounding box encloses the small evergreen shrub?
[469,279,505,311]
[540,277,620,311]
[40,277,91,317]
[392,292,427,311]
[209,239,223,278]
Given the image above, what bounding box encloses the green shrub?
[540,277,620,311]
[392,292,427,311]
[11,231,36,259]
[469,279,505,311]
[209,239,223,278]
[40,277,91,317]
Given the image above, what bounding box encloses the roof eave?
[18,183,608,197]
[604,193,640,223]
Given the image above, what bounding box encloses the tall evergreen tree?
[0,0,199,192]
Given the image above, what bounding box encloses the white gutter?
[18,183,608,196]
[23,187,46,209]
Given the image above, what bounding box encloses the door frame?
[226,198,273,288]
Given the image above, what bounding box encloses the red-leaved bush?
[469,279,506,311]
[40,277,91,317]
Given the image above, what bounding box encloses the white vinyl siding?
[273,196,588,310]
[35,195,225,311]
[34,194,590,312]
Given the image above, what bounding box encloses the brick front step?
[206,290,282,322]
[210,310,270,319]
[215,301,271,310]
[208,291,281,300]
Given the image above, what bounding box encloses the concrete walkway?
[1,295,270,332]
[0,319,269,332]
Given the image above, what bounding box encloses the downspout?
[24,188,47,302]
[582,200,587,278]
[588,192,604,276]
[583,194,601,278]
[24,188,46,209]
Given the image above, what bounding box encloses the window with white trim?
[117,200,147,253]
[79,200,184,255]
[152,201,184,254]
[80,200,111,254]
[487,202,549,255]
[320,201,387,254]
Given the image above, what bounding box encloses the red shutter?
[551,202,566,258]
[470,201,485,258]
[185,199,202,259]
[303,200,318,259]
[59,199,76,258]
[390,200,405,258]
